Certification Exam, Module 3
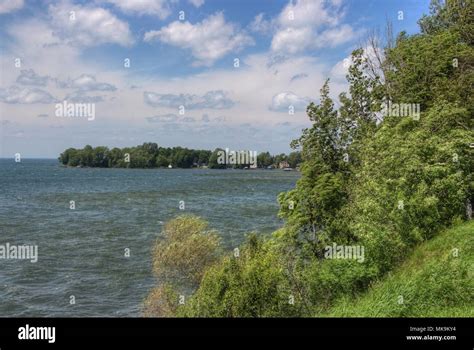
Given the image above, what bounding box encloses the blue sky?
[0,0,430,157]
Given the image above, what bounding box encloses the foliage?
[145,0,474,317]
[326,221,474,317]
[144,215,222,317]
[143,284,179,317]
[152,215,221,288]
[59,143,211,169]
[59,144,300,169]
[178,234,303,317]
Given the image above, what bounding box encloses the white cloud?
[188,0,204,7]
[249,13,272,34]
[317,24,356,48]
[270,0,355,54]
[144,90,235,109]
[16,69,49,86]
[144,12,254,66]
[49,1,134,47]
[57,74,117,91]
[269,91,310,112]
[7,19,63,56]
[105,0,173,19]
[330,57,350,82]
[0,86,57,104]
[0,0,23,14]
[271,26,313,53]
[276,0,339,29]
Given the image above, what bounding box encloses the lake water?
[0,159,299,316]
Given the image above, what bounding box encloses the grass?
[324,221,474,317]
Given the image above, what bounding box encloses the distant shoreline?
[60,164,300,171]
[58,143,302,171]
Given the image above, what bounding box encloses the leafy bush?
[152,215,221,287]
[179,234,304,317]
[143,284,179,317]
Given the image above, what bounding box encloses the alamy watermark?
[217,148,257,167]
[18,324,55,343]
[381,101,420,120]
[0,243,38,263]
[55,100,95,121]
[324,243,365,263]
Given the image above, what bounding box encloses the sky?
[0,0,431,158]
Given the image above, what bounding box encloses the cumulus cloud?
[271,26,313,54]
[57,74,116,92]
[104,0,173,19]
[144,12,254,66]
[270,0,355,54]
[269,91,310,112]
[276,0,340,29]
[144,90,235,109]
[0,86,58,104]
[16,69,49,86]
[317,24,356,48]
[49,1,133,47]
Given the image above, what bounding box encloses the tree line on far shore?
[58,143,302,169]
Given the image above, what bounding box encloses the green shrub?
[152,215,221,287]
[179,234,304,317]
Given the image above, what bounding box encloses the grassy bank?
[325,221,474,317]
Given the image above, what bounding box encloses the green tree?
[108,147,123,167]
[80,145,94,166]
[156,154,170,167]
[208,148,226,169]
[59,148,76,165]
[91,146,109,167]
[257,151,273,168]
[278,79,356,258]
[287,152,302,169]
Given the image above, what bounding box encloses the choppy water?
[0,159,299,316]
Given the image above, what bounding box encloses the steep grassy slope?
[325,221,474,317]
